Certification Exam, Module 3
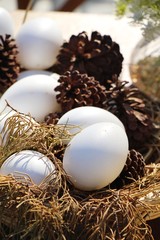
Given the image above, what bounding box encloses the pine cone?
[44,112,62,125]
[52,31,124,88]
[0,34,20,94]
[106,76,153,149]
[55,70,107,113]
[111,149,146,189]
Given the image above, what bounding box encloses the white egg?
[17,70,60,82]
[50,73,60,81]
[63,122,129,191]
[57,106,124,143]
[0,7,14,37]
[16,17,63,70]
[0,74,61,122]
[0,150,55,185]
[17,70,52,80]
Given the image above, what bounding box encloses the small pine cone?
[44,112,62,125]
[106,77,153,149]
[52,31,124,88]
[55,70,107,113]
[0,34,20,94]
[111,149,146,189]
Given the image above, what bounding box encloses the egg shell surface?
[17,70,60,82]
[0,7,14,37]
[0,74,61,122]
[16,17,63,70]
[17,70,52,80]
[63,122,129,191]
[0,150,55,185]
[57,106,124,142]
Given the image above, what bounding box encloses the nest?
[0,164,160,240]
[0,102,159,240]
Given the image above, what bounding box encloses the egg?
[17,70,52,80]
[16,17,63,70]
[17,70,60,82]
[0,7,14,37]
[0,74,61,122]
[0,150,55,185]
[57,106,124,143]
[63,122,129,191]
[50,73,60,81]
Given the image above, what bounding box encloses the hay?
[0,164,159,239]
[0,102,159,239]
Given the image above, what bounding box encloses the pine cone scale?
[0,35,20,94]
[106,78,153,148]
[54,70,107,114]
[52,31,124,89]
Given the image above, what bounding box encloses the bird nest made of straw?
[0,97,159,240]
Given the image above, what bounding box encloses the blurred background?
[0,0,143,85]
[0,0,116,14]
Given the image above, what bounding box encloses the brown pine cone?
[54,70,107,113]
[52,31,124,89]
[111,149,146,189]
[0,34,20,94]
[106,76,153,149]
[44,112,62,125]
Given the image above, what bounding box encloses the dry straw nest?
[0,94,159,240]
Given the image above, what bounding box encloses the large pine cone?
[52,31,124,88]
[54,70,107,113]
[106,77,153,149]
[0,34,20,94]
[111,149,146,189]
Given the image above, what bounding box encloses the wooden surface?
[12,10,143,83]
